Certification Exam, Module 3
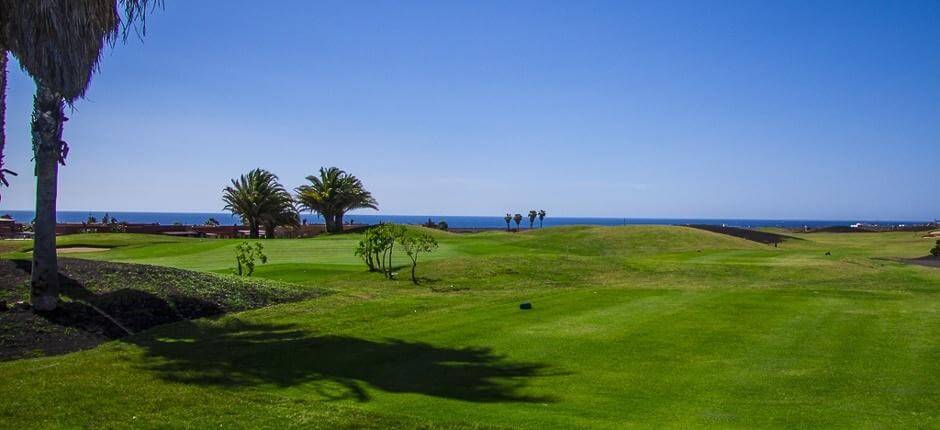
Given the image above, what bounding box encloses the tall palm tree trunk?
[0,49,6,185]
[323,212,336,233]
[249,221,259,239]
[334,213,344,232]
[30,85,66,311]
[265,222,276,239]
[0,49,14,192]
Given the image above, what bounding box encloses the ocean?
[0,210,928,229]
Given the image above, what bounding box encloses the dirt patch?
[24,247,111,254]
[686,225,800,245]
[56,247,110,254]
[0,258,323,361]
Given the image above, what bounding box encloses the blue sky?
[1,0,938,219]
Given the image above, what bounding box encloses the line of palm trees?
[0,1,158,311]
[503,210,546,231]
[223,167,378,238]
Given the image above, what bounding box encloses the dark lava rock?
[0,300,6,312]
[519,302,532,310]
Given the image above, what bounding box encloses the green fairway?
[1,226,939,428]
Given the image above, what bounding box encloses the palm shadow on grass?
[10,259,223,335]
[123,319,561,403]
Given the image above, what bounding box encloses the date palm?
[334,174,377,229]
[528,210,537,229]
[538,209,546,228]
[296,167,377,233]
[513,213,523,231]
[263,202,300,239]
[223,168,294,239]
[0,0,157,311]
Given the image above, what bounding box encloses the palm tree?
[296,167,377,233]
[333,173,377,229]
[528,210,537,229]
[295,167,343,233]
[504,214,512,232]
[263,203,300,239]
[538,209,546,228]
[513,213,523,231]
[1,1,157,311]
[223,168,293,239]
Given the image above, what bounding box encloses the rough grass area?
[0,226,938,428]
[0,258,323,361]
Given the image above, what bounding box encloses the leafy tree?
[399,232,438,285]
[102,213,110,224]
[538,209,546,228]
[380,224,406,279]
[354,224,405,279]
[205,218,220,226]
[931,240,940,258]
[1,1,157,310]
[513,213,523,231]
[528,210,537,229]
[437,220,449,231]
[233,241,267,277]
[296,167,377,233]
[354,230,380,272]
[86,214,97,224]
[222,168,294,239]
[504,214,512,232]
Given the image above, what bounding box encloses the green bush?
[400,232,438,285]
[931,240,940,257]
[234,241,267,276]
[355,224,406,279]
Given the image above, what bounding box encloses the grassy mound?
[506,225,764,256]
[0,258,323,361]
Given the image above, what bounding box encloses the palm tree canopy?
[295,167,378,216]
[1,0,158,102]
[222,168,294,227]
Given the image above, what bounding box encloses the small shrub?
[931,240,940,258]
[234,241,267,276]
[399,232,438,285]
[354,224,406,279]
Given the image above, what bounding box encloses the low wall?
[9,223,369,238]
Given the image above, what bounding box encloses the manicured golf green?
[1,226,939,428]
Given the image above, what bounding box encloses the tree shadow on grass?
[123,319,562,403]
[9,259,223,337]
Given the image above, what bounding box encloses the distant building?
[0,215,15,237]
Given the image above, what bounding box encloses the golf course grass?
[1,225,938,428]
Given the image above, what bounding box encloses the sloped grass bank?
[0,258,323,361]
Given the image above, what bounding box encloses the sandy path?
[55,247,110,254]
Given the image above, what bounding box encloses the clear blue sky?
[1,0,938,220]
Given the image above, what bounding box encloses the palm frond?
[2,0,161,102]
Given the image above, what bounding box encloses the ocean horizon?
[0,210,931,229]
